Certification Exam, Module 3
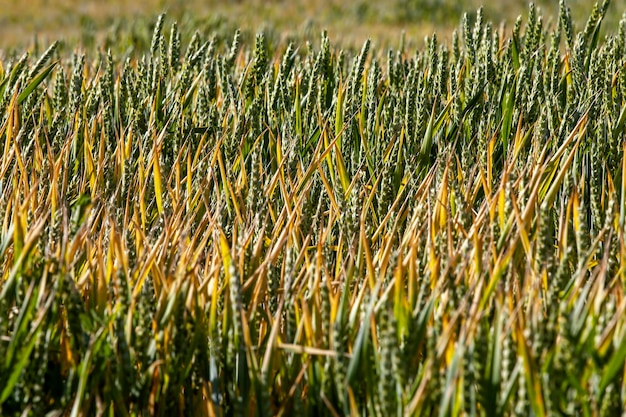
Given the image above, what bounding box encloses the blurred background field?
[0,0,624,52]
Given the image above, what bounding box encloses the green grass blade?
[17,62,57,105]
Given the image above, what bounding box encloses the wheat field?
[1,1,626,416]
